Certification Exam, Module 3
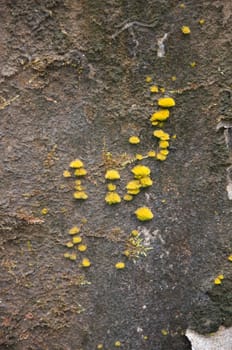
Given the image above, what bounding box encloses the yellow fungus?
[139,176,153,187]
[158,97,175,108]
[69,226,80,235]
[123,194,133,201]
[105,192,121,204]
[159,140,169,148]
[159,87,165,93]
[74,168,87,176]
[181,26,191,34]
[123,249,130,257]
[179,3,185,8]
[41,208,48,215]
[107,183,117,191]
[145,76,152,83]
[218,274,224,280]
[171,76,177,81]
[69,159,83,168]
[72,236,82,244]
[135,207,153,221]
[199,19,205,25]
[105,169,120,180]
[156,153,167,161]
[228,254,232,262]
[126,180,141,191]
[63,170,71,178]
[114,341,121,347]
[78,244,87,252]
[150,85,159,93]
[127,188,140,195]
[150,109,170,122]
[82,258,91,267]
[172,134,177,139]
[190,61,196,67]
[97,344,103,350]
[153,129,170,140]
[160,149,169,156]
[151,121,159,126]
[135,153,143,160]
[69,253,77,261]
[161,329,168,336]
[143,335,148,340]
[74,185,84,191]
[131,165,151,178]
[131,229,139,237]
[115,262,125,269]
[73,191,88,200]
[66,241,74,248]
[81,217,87,224]
[147,150,156,158]
[64,252,70,258]
[214,278,221,285]
[129,136,140,144]
[75,180,81,185]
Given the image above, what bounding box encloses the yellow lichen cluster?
[129,136,140,144]
[64,158,88,200]
[123,229,152,260]
[181,26,191,34]
[214,274,224,285]
[135,207,153,221]
[123,165,153,200]
[105,169,121,204]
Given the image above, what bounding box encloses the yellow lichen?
[158,97,175,108]
[228,254,232,262]
[190,61,196,68]
[64,252,70,258]
[129,136,140,144]
[150,109,170,122]
[131,229,139,237]
[131,165,151,178]
[81,258,91,267]
[105,169,120,180]
[214,277,221,285]
[66,241,74,248]
[75,180,81,185]
[69,253,77,261]
[123,194,133,201]
[73,191,88,200]
[199,19,205,25]
[156,153,167,161]
[160,149,169,156]
[63,170,72,178]
[139,176,153,187]
[153,130,170,140]
[171,76,177,81]
[145,75,152,83]
[74,168,87,176]
[105,192,121,204]
[114,341,121,347]
[159,87,165,93]
[73,236,82,244]
[135,153,144,160]
[115,262,125,269]
[161,329,168,336]
[181,26,191,34]
[151,121,159,126]
[107,183,117,191]
[74,185,84,191]
[127,188,140,195]
[41,208,49,215]
[147,150,156,158]
[97,344,103,350]
[69,159,83,168]
[126,180,141,191]
[150,85,159,93]
[135,207,153,221]
[78,244,87,252]
[159,140,169,148]
[69,226,80,235]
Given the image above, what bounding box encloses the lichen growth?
[105,169,120,180]
[69,159,84,168]
[129,136,140,144]
[135,207,153,221]
[105,191,121,204]
[131,165,151,179]
[158,97,175,108]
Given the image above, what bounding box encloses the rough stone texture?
[0,1,231,349]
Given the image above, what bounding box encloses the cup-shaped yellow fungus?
[81,258,91,267]
[105,169,120,180]
[135,207,153,221]
[151,121,159,126]
[69,159,84,168]
[160,149,169,156]
[153,130,170,140]
[97,344,103,350]
[63,170,72,177]
[135,154,144,160]
[228,254,232,262]
[107,183,117,191]
[74,168,87,176]
[129,136,140,144]
[41,208,49,215]
[73,236,82,244]
[77,244,87,252]
[147,150,156,157]
[64,252,71,258]
[131,229,139,237]
[127,188,140,195]
[73,191,88,199]
[115,262,125,269]
[181,26,191,34]
[105,192,121,204]
[139,176,153,187]
[126,180,141,191]
[131,165,151,178]
[114,341,122,347]
[145,76,152,83]
[69,253,77,261]
[69,226,80,235]
[159,140,169,148]
[123,194,133,201]
[66,241,74,248]
[150,109,170,122]
[150,85,159,93]
[158,97,175,108]
[156,153,167,161]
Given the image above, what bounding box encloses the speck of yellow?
[171,76,177,81]
[160,149,169,156]
[129,136,140,144]
[81,258,91,267]
[218,274,224,280]
[190,61,196,68]
[63,170,71,178]
[107,183,117,191]
[139,176,153,187]
[75,179,81,185]
[153,130,170,140]
[74,185,84,191]
[126,180,141,191]
[172,134,177,139]
[69,159,83,168]
[228,254,232,262]
[114,341,121,347]
[105,191,121,204]
[72,236,82,244]
[123,194,133,201]
[214,277,221,285]
[64,252,70,258]
[127,188,140,195]
[143,335,148,340]
[150,109,170,122]
[41,207,48,215]
[135,206,153,221]
[73,191,88,200]
[131,229,139,237]
[199,19,205,25]
[131,165,151,179]
[159,87,165,93]
[97,344,103,350]
[159,140,169,148]
[81,217,88,224]
[105,169,120,180]
[66,241,74,248]
[135,153,143,160]
[145,76,152,83]
[156,153,167,161]
[74,168,87,176]
[69,253,77,261]
[161,329,168,336]
[161,199,166,203]
[151,121,159,126]
[69,226,80,235]
[115,262,125,269]
[78,244,87,252]
[150,85,159,93]
[158,97,175,108]
[147,150,156,157]
[123,249,130,257]
[179,3,185,8]
[181,26,191,34]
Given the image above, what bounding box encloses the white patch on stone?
[186,326,232,350]
[157,33,169,57]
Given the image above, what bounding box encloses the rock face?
[186,327,232,350]
[0,1,231,349]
